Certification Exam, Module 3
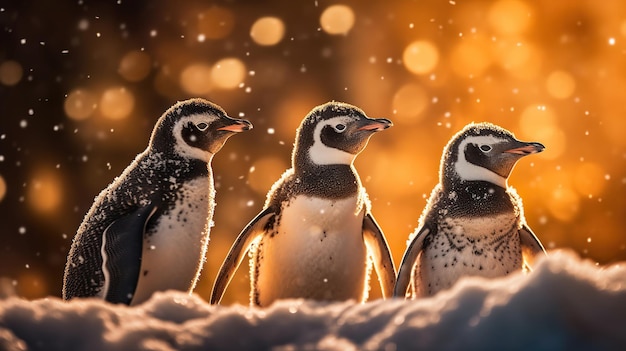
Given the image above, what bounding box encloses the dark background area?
[1,0,625,304]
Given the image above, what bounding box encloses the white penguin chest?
[132,176,214,304]
[277,195,365,250]
[415,212,522,296]
[444,213,519,239]
[254,194,369,304]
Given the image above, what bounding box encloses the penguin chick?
[211,101,396,306]
[63,98,252,305]
[394,122,546,298]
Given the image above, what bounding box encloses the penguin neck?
[442,180,514,216]
[147,151,211,178]
[292,162,360,199]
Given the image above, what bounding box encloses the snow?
[1,250,625,350]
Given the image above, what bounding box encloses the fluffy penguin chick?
[394,122,547,298]
[63,98,252,305]
[211,101,396,306]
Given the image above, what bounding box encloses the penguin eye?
[334,124,346,133]
[479,144,492,153]
[196,122,209,131]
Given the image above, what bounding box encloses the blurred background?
[0,0,625,304]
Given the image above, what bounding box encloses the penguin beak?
[504,142,545,155]
[217,119,253,133]
[357,118,393,132]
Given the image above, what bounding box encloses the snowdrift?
[1,250,625,351]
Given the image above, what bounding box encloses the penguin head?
[440,122,544,189]
[292,101,392,168]
[149,98,252,161]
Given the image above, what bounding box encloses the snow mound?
[1,250,625,351]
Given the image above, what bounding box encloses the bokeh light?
[403,40,439,75]
[488,0,533,35]
[247,157,288,195]
[450,36,492,78]
[16,271,48,300]
[180,63,213,95]
[28,171,62,214]
[197,6,235,40]
[494,41,542,79]
[547,186,580,222]
[573,163,606,198]
[518,104,565,160]
[118,50,152,82]
[211,58,246,90]
[99,87,135,120]
[64,89,98,121]
[320,5,355,35]
[0,175,6,202]
[250,17,285,46]
[392,83,428,124]
[546,71,576,99]
[0,60,23,86]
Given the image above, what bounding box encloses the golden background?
[0,0,625,304]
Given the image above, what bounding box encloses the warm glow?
[274,90,324,140]
[450,37,492,78]
[211,58,246,90]
[548,186,580,222]
[364,136,437,197]
[519,105,557,136]
[0,60,23,86]
[488,0,533,35]
[180,63,213,95]
[574,163,606,198]
[4,0,626,302]
[250,17,286,46]
[197,6,235,40]
[392,83,428,124]
[100,87,135,120]
[248,157,289,195]
[403,40,439,75]
[0,175,6,202]
[320,5,355,35]
[28,171,63,214]
[17,271,48,300]
[118,50,152,82]
[519,105,565,160]
[64,89,98,121]
[495,41,542,79]
[546,71,576,99]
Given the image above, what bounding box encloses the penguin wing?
[362,213,397,298]
[210,207,275,304]
[519,224,547,271]
[101,203,157,304]
[394,223,433,298]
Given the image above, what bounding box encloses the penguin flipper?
[210,207,274,304]
[519,224,547,272]
[101,203,157,304]
[394,224,432,298]
[362,213,396,298]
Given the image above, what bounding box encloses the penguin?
[210,102,396,307]
[394,122,547,298]
[63,98,252,305]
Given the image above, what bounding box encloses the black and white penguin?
[394,122,547,298]
[210,101,396,306]
[63,98,252,305]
